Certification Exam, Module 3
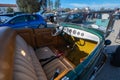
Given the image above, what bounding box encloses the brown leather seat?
[0,27,73,80]
[0,27,16,80]
[14,35,47,80]
[36,47,74,80]
[0,27,48,80]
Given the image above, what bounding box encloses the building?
[0,3,18,14]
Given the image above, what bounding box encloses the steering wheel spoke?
[51,26,63,36]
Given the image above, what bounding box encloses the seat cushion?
[35,47,74,80]
[36,47,56,60]
[28,46,47,80]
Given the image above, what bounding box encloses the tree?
[54,0,61,9]
[16,0,46,13]
[100,7,105,11]
[7,7,14,13]
[47,0,53,10]
[47,0,50,9]
[50,0,53,10]
[64,8,71,12]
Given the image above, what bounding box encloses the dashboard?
[63,27,99,42]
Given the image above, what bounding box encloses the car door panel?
[27,15,41,28]
[8,15,28,29]
[34,28,58,47]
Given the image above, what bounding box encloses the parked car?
[0,21,111,80]
[0,14,47,29]
[113,13,120,20]
[0,13,14,17]
[58,12,85,24]
[0,15,11,24]
[0,12,26,24]
[42,13,54,22]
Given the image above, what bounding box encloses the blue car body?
[0,14,47,29]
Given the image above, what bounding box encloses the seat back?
[0,27,16,80]
[0,27,74,80]
[0,27,48,80]
[13,35,48,80]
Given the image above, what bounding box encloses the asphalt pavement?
[95,20,120,80]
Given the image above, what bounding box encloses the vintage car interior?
[0,26,99,80]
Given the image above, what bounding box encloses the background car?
[42,13,54,22]
[0,15,11,24]
[0,14,47,29]
[113,13,120,20]
[58,12,85,24]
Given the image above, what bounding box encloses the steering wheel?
[51,25,63,36]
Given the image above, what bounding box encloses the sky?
[0,0,120,9]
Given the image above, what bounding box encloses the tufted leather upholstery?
[14,35,47,80]
[0,27,16,80]
[36,47,74,80]
[14,36,73,80]
[0,27,73,80]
